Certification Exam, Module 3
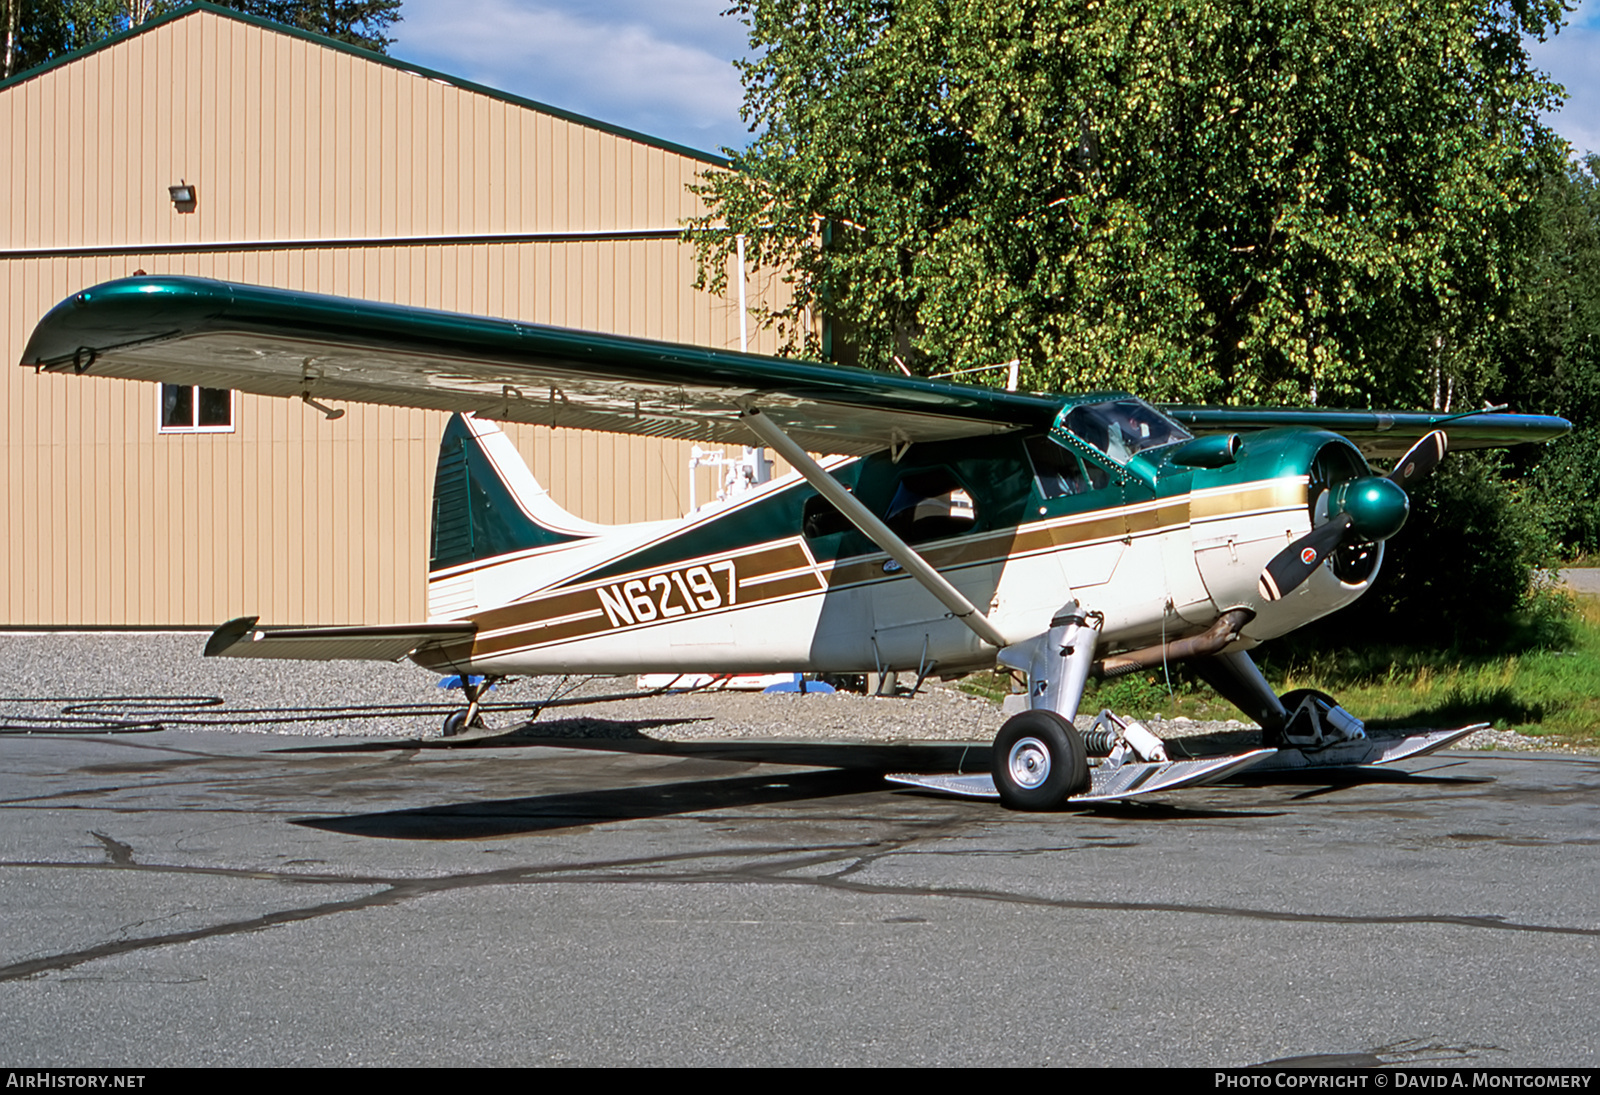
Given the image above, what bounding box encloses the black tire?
[991,710,1091,811]
[442,710,471,737]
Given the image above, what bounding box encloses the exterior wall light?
[168,180,197,211]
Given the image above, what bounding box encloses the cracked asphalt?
[1,723,1596,1067]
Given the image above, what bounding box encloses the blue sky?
[390,0,1598,159]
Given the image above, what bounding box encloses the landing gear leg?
[1192,651,1364,748]
[442,675,501,737]
[990,603,1100,809]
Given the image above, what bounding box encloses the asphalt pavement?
[1,723,1595,1067]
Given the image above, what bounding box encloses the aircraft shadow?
[271,716,705,753]
[1231,766,1492,790]
[295,767,895,840]
[275,716,992,773]
[281,718,1490,837]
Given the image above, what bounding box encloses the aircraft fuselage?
[416,409,1378,682]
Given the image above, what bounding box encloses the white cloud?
[390,0,1599,161]
[1527,14,1600,159]
[392,0,752,153]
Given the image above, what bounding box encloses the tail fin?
[429,413,602,575]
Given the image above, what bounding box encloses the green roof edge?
[0,1,732,168]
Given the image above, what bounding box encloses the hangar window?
[159,385,234,433]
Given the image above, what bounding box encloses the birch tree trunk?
[4,0,17,80]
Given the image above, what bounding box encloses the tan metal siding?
[1,9,793,627]
[0,10,743,247]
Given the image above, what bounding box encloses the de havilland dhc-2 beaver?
[21,276,1572,809]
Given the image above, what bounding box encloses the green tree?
[3,0,401,79]
[692,0,1567,406]
[1486,156,1600,422]
[1470,156,1600,556]
[4,0,121,77]
[215,0,400,53]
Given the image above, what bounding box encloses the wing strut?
[740,407,1010,650]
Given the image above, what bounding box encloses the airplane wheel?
[442,710,471,737]
[991,710,1090,811]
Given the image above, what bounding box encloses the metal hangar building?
[1,2,784,627]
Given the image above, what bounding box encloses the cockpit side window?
[1062,399,1191,465]
[1025,435,1107,497]
[802,468,979,546]
[803,493,854,539]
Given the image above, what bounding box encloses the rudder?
[429,413,602,574]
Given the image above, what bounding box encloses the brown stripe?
[473,586,606,635]
[1046,513,1127,548]
[464,541,826,659]
[457,479,1292,660]
[745,572,827,602]
[1127,501,1191,535]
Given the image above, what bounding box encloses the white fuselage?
[418,464,1374,679]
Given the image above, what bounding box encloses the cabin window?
[159,385,234,433]
[884,469,977,542]
[1025,435,1107,497]
[803,493,854,539]
[802,468,980,546]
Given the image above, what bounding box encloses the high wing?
[20,276,1063,456]
[1163,406,1569,459]
[22,276,1569,457]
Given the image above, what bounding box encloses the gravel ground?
[0,630,1568,754]
[1559,567,1600,596]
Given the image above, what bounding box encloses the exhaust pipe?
[1092,608,1254,679]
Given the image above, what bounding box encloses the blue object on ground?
[763,675,835,694]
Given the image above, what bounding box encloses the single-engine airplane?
[20,276,1572,809]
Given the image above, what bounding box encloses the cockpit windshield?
[1060,398,1192,465]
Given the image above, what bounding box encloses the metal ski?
[1247,725,1484,771]
[886,749,1274,803]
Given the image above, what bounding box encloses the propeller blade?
[1388,429,1447,492]
[1259,514,1352,602]
[1260,429,1448,603]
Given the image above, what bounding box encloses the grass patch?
[955,670,1013,705]
[956,594,1600,748]
[1253,594,1600,747]
[955,665,1251,723]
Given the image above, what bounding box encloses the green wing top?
[20,276,1062,456]
[1164,406,1570,459]
[22,276,1570,459]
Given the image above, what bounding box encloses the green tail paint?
[429,414,589,571]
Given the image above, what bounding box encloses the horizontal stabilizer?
[205,616,476,662]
